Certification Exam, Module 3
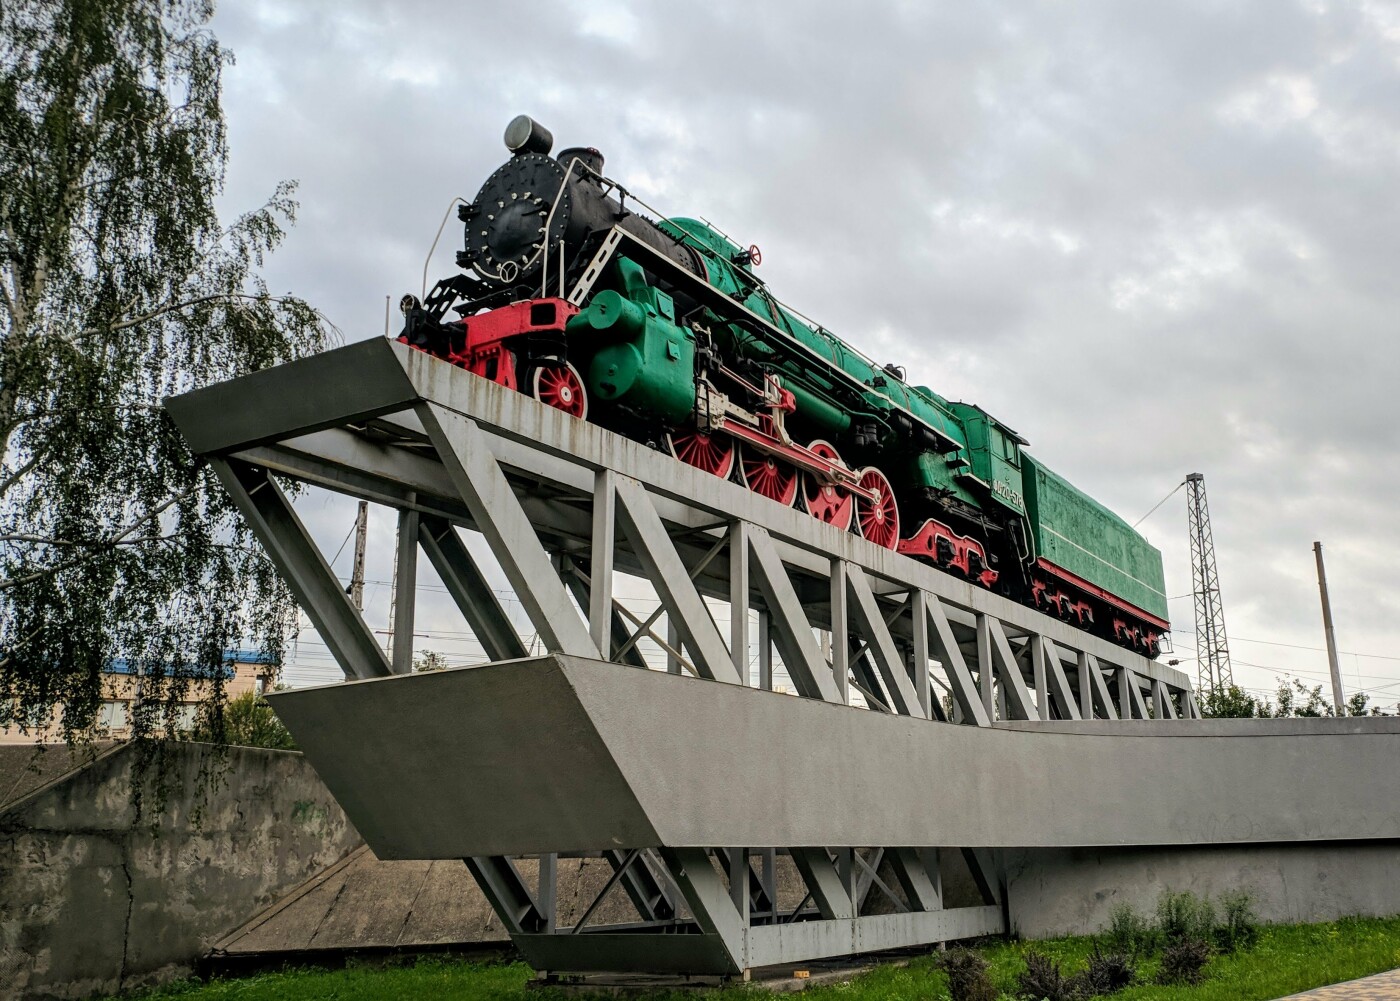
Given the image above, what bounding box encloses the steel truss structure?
[1186,472,1232,692]
[168,339,1199,976]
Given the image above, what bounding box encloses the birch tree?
[0,0,330,743]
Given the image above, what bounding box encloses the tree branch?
[0,486,194,591]
[0,627,44,671]
[81,292,338,340]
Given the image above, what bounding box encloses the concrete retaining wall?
[1000,840,1400,939]
[0,742,361,1001]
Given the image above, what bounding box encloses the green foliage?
[189,690,295,750]
[1199,679,1396,720]
[1272,678,1331,718]
[1156,937,1212,985]
[939,947,997,1001]
[1105,900,1157,957]
[0,0,331,746]
[1156,890,1217,946]
[1198,684,1267,719]
[1214,889,1259,953]
[109,915,1400,1001]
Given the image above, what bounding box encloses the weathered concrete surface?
[998,841,1400,939]
[0,742,361,1001]
[0,745,115,812]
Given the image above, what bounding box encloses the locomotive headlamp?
[504,115,553,156]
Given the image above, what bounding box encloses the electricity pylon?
[1186,473,1232,691]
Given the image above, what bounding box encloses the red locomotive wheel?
[854,466,900,550]
[667,430,736,479]
[738,443,799,508]
[800,440,854,532]
[530,361,588,420]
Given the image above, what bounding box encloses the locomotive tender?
[401,116,1169,657]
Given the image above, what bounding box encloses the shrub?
[1215,889,1259,952]
[190,690,297,750]
[1156,937,1212,985]
[1104,901,1155,957]
[1016,950,1087,1001]
[941,947,998,1001]
[1083,943,1136,994]
[1156,889,1216,946]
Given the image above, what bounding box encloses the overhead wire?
[1133,479,1186,529]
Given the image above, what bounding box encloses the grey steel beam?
[417,516,528,662]
[392,508,419,674]
[791,848,855,920]
[237,432,467,523]
[745,905,1003,969]
[1081,652,1120,720]
[987,618,1037,721]
[1032,634,1050,720]
[1039,637,1082,721]
[962,848,1003,906]
[976,615,994,718]
[209,458,390,680]
[853,849,903,912]
[538,852,557,933]
[888,847,943,912]
[614,478,741,686]
[911,591,933,717]
[1120,668,1152,720]
[757,611,773,691]
[559,570,649,671]
[847,566,924,717]
[589,471,616,657]
[166,337,417,454]
[464,855,547,934]
[729,522,750,682]
[604,849,675,922]
[748,527,842,703]
[1154,680,1179,720]
[417,403,600,659]
[926,597,992,727]
[831,561,849,704]
[713,847,774,918]
[657,848,746,973]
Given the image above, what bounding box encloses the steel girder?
[167,338,1206,975]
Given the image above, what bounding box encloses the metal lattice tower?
[1186,472,1232,691]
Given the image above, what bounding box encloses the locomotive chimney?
[504,115,553,156]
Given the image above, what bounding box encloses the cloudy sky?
[209,0,1400,709]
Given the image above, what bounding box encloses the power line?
[1133,479,1186,529]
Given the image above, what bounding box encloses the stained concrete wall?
[999,840,1400,939]
[0,742,361,1001]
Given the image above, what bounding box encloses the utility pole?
[349,501,368,611]
[386,514,399,657]
[1313,541,1346,714]
[1186,473,1232,692]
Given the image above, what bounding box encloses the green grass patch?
[122,915,1400,1001]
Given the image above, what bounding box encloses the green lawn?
[127,916,1400,1001]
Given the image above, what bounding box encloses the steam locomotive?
[400,116,1169,657]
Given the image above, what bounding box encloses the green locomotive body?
[401,117,1169,655]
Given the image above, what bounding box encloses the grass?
[121,915,1400,1001]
